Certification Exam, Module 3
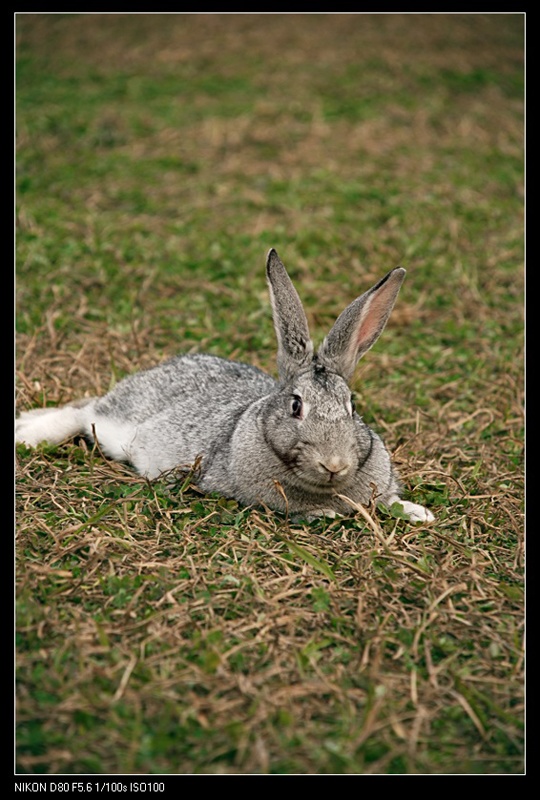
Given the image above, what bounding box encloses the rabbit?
[16,249,434,523]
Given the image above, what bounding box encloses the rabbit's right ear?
[266,249,314,380]
[318,267,406,382]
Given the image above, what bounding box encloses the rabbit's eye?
[350,395,356,415]
[291,395,303,419]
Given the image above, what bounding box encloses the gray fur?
[16,249,434,522]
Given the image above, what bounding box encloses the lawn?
[15,13,524,775]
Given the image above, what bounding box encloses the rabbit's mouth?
[318,459,352,483]
[296,464,353,492]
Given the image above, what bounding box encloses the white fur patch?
[89,415,139,463]
[91,416,174,478]
[397,500,435,523]
[16,407,87,447]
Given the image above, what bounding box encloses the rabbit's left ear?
[266,249,314,380]
[318,267,406,381]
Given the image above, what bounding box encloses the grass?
[15,13,524,775]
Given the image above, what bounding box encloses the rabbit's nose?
[318,457,351,478]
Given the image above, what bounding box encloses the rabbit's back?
[96,353,275,420]
[91,353,277,478]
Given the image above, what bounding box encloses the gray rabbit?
[16,249,434,523]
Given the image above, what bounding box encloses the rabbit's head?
[263,249,406,495]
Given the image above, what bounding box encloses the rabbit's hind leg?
[15,400,95,448]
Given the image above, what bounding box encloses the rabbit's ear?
[266,249,314,380]
[318,267,406,381]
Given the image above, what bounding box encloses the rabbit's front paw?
[399,501,435,523]
[295,508,339,523]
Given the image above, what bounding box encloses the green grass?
[16,13,524,775]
